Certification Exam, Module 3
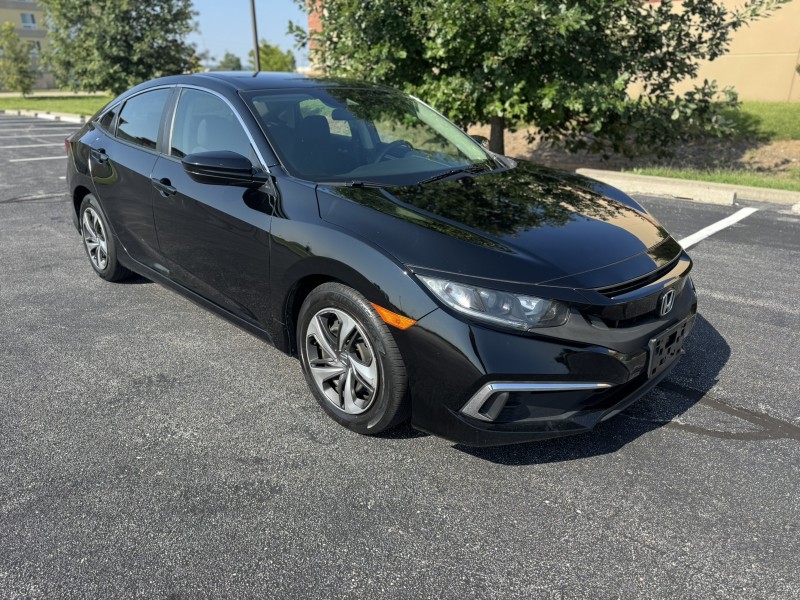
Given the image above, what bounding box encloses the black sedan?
[66,72,696,446]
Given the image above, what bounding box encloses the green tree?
[249,40,296,72]
[292,0,788,156]
[39,0,200,95]
[218,51,243,71]
[0,22,37,96]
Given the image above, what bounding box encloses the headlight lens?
[418,276,569,330]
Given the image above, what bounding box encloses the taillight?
[64,138,70,155]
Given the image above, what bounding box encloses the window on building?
[20,13,37,30]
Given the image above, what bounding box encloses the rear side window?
[116,88,171,150]
[97,104,119,133]
[170,88,253,159]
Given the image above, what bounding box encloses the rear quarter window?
[116,88,171,151]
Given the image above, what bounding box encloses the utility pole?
[250,0,261,72]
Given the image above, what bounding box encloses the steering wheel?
[373,140,413,163]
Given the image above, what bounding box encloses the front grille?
[597,257,680,298]
[586,258,692,328]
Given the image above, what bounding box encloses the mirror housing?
[181,151,269,188]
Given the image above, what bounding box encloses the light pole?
[250,0,261,72]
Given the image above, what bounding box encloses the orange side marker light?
[371,303,417,330]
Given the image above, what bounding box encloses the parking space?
[0,115,76,164]
[1,114,798,599]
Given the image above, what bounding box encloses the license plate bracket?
[647,315,695,379]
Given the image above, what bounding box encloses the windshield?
[243,86,492,186]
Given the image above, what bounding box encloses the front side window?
[116,89,171,151]
[244,87,491,185]
[170,88,254,160]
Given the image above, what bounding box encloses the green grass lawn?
[629,166,800,193]
[730,101,800,141]
[0,95,112,117]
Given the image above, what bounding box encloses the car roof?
[140,71,391,92]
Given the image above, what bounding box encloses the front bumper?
[394,280,697,447]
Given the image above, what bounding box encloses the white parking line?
[8,156,67,162]
[0,143,63,149]
[0,133,76,138]
[0,126,77,131]
[678,207,759,249]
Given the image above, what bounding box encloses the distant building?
[644,0,800,102]
[0,0,54,89]
[307,0,800,102]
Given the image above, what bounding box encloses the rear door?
[151,87,272,327]
[87,87,173,267]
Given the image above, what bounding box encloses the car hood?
[316,161,682,291]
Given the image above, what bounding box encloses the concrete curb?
[576,168,800,207]
[0,108,87,124]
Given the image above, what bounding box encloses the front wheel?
[297,283,409,435]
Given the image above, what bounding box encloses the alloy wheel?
[305,307,379,415]
[82,207,108,270]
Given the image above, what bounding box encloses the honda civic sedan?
[66,72,696,446]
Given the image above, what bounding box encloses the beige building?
[648,0,800,101]
[0,0,53,88]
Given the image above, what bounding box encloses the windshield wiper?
[415,162,493,186]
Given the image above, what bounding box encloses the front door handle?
[151,177,177,197]
[90,148,109,163]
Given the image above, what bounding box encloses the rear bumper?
[396,282,697,447]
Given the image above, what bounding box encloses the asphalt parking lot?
[1,113,798,599]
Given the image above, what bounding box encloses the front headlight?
[418,275,569,331]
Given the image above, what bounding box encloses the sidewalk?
[577,168,800,206]
[0,108,87,124]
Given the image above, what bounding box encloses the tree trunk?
[489,116,505,155]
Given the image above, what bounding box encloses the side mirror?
[182,151,269,188]
[471,135,490,149]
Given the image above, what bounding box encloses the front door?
[151,88,272,327]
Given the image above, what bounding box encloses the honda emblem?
[658,289,676,317]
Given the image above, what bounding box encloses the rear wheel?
[297,282,409,435]
[79,194,132,282]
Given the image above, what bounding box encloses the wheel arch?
[72,185,93,219]
[278,255,437,357]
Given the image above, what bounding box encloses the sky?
[188,0,309,68]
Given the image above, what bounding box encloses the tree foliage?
[218,51,243,71]
[39,0,200,95]
[0,22,37,96]
[292,0,789,155]
[249,40,296,72]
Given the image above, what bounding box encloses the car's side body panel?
[150,155,273,327]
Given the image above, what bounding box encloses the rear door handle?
[90,148,109,163]
[151,177,177,197]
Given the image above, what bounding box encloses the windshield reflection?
[245,86,490,185]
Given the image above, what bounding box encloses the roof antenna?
[250,0,261,73]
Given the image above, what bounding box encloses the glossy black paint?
[66,72,696,446]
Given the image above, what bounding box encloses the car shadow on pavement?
[118,275,153,285]
[452,313,731,465]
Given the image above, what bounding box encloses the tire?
[78,194,133,282]
[297,282,409,435]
